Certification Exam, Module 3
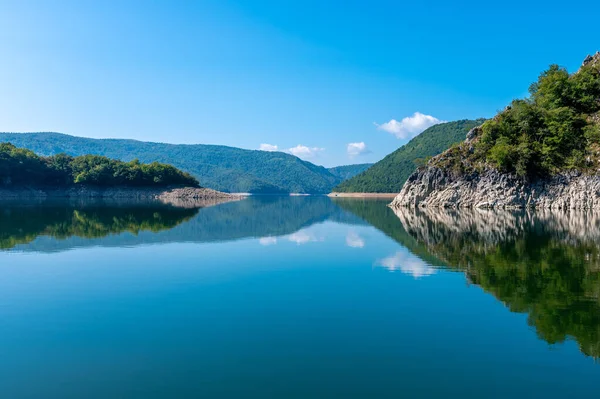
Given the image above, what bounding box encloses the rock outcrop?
[582,51,600,69]
[390,165,600,210]
[157,187,242,208]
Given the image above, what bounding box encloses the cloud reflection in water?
[376,251,436,278]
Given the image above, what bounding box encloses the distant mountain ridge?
[0,132,360,194]
[333,119,486,193]
[327,163,373,180]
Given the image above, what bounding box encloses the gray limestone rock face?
[390,167,600,210]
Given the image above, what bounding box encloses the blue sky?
[0,0,599,167]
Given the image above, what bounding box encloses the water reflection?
[0,201,199,250]
[2,196,366,252]
[332,198,446,267]
[3,195,599,361]
[286,229,325,245]
[392,207,600,359]
[376,251,437,278]
[345,231,365,248]
[259,236,278,246]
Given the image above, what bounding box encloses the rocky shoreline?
[390,167,600,210]
[328,192,398,198]
[0,186,243,208]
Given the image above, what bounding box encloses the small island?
[391,52,600,210]
[0,142,239,204]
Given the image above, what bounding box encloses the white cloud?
[375,112,444,139]
[347,142,370,158]
[259,236,277,246]
[376,251,436,278]
[259,143,279,152]
[346,232,365,248]
[287,145,325,160]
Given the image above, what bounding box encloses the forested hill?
[0,133,343,193]
[438,52,600,177]
[332,119,486,193]
[0,142,199,188]
[327,163,373,180]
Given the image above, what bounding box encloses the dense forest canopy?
[0,142,199,188]
[451,54,600,177]
[333,119,486,193]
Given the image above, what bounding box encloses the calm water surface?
[0,197,598,398]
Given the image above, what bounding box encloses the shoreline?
[0,186,244,208]
[327,192,398,199]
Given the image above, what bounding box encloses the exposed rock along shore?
[390,166,600,210]
[327,192,398,198]
[0,186,243,207]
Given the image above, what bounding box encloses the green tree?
[477,59,600,176]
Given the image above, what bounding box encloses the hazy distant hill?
[332,119,486,193]
[0,132,347,193]
[327,163,373,180]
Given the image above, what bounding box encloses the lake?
[0,197,598,398]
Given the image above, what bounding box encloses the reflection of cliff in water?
[5,196,367,253]
[392,207,600,360]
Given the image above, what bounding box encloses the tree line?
[0,142,199,187]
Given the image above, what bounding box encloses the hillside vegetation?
[333,119,486,193]
[0,142,199,188]
[327,163,373,180]
[0,133,343,193]
[437,53,600,177]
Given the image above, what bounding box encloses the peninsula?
[0,142,238,204]
[391,53,600,210]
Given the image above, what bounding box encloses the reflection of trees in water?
[2,196,368,252]
[0,202,199,250]
[5,197,600,359]
[392,207,600,359]
[335,199,600,359]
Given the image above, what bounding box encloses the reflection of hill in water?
[391,207,600,360]
[7,197,600,360]
[1,202,199,250]
[5,196,367,252]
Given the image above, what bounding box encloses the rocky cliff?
[389,163,600,209]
